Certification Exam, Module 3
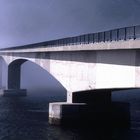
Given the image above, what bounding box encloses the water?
[0,90,139,140]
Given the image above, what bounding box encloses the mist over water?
[112,89,140,125]
[0,89,139,139]
[21,61,66,101]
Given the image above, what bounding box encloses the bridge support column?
[3,59,27,97]
[49,89,112,126]
[3,89,27,97]
[49,102,86,125]
[0,57,8,91]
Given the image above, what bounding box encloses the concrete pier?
[68,89,111,104]
[49,89,130,127]
[3,89,27,97]
[49,89,112,126]
[49,102,86,125]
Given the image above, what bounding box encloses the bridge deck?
[0,25,140,53]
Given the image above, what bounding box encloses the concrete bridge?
[0,25,140,125]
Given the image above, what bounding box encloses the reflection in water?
[0,90,139,140]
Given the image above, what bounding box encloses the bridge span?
[0,25,140,125]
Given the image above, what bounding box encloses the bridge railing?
[46,25,140,47]
[2,25,140,50]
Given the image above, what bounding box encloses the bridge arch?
[7,58,66,95]
[8,59,27,89]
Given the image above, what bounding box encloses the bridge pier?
[2,59,27,97]
[49,102,86,125]
[49,89,131,127]
[49,89,112,126]
[3,89,27,97]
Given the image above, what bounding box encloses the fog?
[0,0,140,48]
[20,61,66,100]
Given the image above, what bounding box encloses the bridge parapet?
[0,25,140,53]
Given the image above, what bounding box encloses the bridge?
[0,25,140,125]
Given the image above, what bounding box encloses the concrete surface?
[3,89,27,97]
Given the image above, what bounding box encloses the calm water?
[0,90,139,140]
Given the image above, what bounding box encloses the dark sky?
[0,0,140,48]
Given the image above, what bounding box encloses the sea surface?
[0,89,139,140]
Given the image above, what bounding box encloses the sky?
[0,0,140,48]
